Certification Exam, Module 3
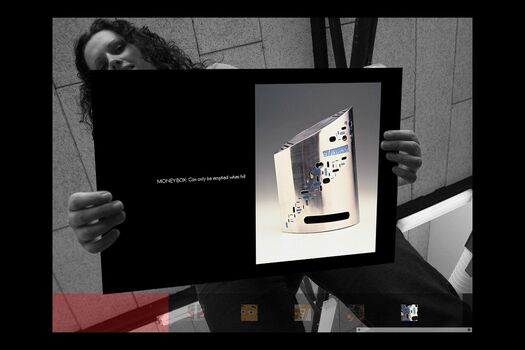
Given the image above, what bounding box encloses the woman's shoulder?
[206,63,238,70]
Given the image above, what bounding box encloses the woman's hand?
[365,64,422,185]
[68,191,125,253]
[380,130,422,185]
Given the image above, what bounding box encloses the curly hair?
[74,18,210,132]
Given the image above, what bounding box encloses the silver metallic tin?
[274,107,359,233]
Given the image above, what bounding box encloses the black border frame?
[42,10,487,339]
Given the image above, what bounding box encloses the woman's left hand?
[380,130,422,185]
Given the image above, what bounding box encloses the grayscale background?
[53,18,472,332]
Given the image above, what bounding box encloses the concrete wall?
[52,17,472,331]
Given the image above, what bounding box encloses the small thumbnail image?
[241,304,258,322]
[401,304,418,322]
[186,302,205,321]
[294,304,312,321]
[347,304,365,322]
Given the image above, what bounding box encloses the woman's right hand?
[68,191,125,254]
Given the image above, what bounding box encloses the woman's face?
[84,30,157,71]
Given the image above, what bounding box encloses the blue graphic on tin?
[322,145,349,157]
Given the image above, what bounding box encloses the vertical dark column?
[350,18,378,68]
[328,17,347,68]
[310,18,329,68]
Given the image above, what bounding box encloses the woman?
[67,19,467,331]
[74,18,231,134]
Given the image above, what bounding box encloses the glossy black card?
[90,68,401,293]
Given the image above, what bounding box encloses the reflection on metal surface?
[274,107,359,233]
